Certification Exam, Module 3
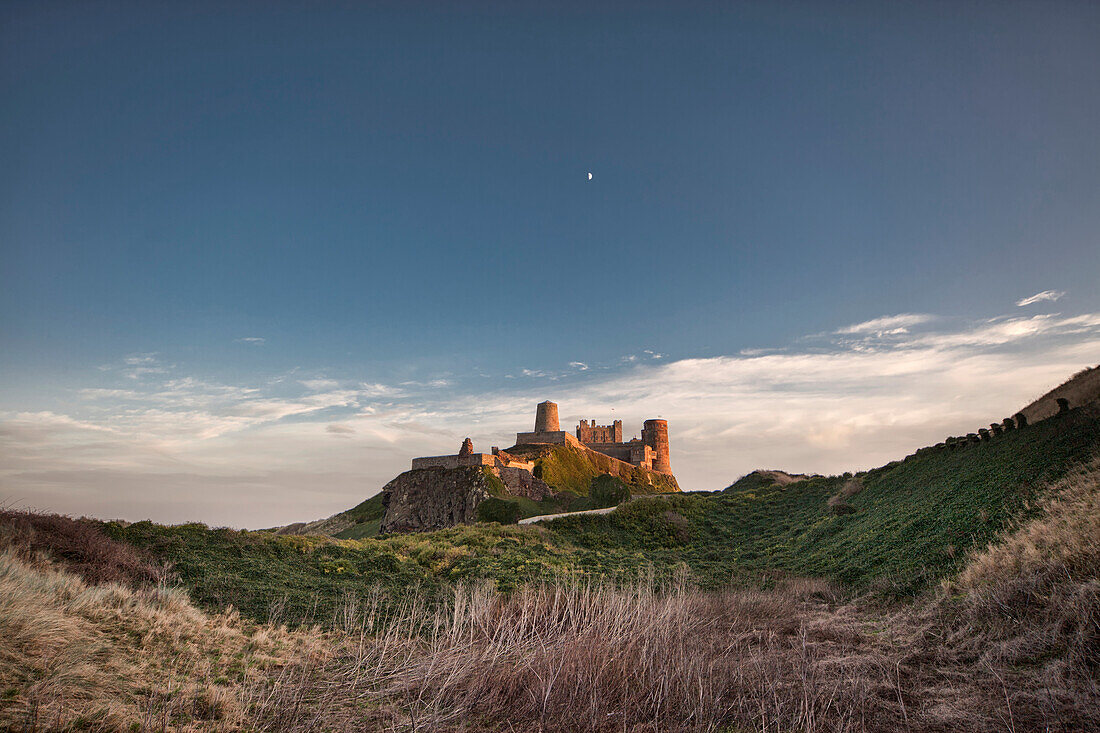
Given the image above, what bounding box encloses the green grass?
[333,518,381,540]
[104,407,1100,624]
[506,442,680,495]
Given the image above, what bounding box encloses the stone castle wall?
[577,419,622,444]
[412,453,497,470]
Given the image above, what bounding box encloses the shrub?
[476,498,521,525]
[590,474,631,508]
[826,478,863,515]
[0,510,165,587]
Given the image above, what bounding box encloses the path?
[517,505,618,525]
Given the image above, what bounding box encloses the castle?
[413,400,672,475]
[514,401,672,474]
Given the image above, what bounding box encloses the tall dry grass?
[0,548,323,731]
[244,576,907,732]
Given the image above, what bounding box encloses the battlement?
[577,419,622,444]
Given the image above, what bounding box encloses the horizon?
[3,2,1099,528]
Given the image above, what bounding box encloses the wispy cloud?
[569,361,589,371]
[1016,290,1066,307]
[301,378,340,391]
[643,350,664,360]
[119,353,171,380]
[834,313,935,336]
[235,336,266,345]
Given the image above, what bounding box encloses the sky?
[2,1,1098,528]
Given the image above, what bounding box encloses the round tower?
[534,401,560,433]
[642,419,671,473]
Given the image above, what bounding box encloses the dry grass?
[1018,364,1100,423]
[252,575,905,732]
[0,548,323,731]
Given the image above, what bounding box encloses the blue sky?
[2,2,1099,527]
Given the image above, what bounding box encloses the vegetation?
[507,441,681,495]
[589,473,631,508]
[0,517,321,731]
[475,497,521,524]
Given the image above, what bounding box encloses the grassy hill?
[269,492,385,540]
[96,403,1100,625]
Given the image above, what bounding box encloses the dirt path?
[517,506,618,525]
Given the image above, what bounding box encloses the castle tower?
[642,419,671,473]
[534,401,560,433]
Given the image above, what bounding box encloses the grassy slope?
[556,408,1100,593]
[506,442,681,495]
[105,407,1100,624]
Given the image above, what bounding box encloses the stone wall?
[514,430,581,447]
[583,440,655,469]
[577,419,623,444]
[411,453,496,470]
[496,466,553,500]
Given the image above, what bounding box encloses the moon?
[587,172,593,180]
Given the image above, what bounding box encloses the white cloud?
[569,362,589,371]
[834,313,935,335]
[301,378,340,391]
[235,337,266,345]
[1016,290,1066,307]
[643,350,664,360]
[3,310,1099,529]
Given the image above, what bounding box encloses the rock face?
[380,467,492,534]
[496,466,553,500]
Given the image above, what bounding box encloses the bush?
[0,510,165,587]
[476,498,521,525]
[590,474,631,509]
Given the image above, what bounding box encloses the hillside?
[270,492,384,540]
[723,469,818,493]
[91,401,1100,625]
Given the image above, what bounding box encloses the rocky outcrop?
[496,466,553,500]
[380,466,493,534]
